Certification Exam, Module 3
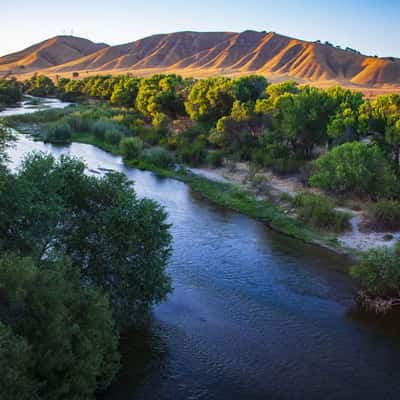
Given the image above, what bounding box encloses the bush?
[65,114,92,132]
[271,158,303,175]
[44,121,72,144]
[293,192,350,233]
[371,200,400,230]
[309,142,399,198]
[207,150,225,167]
[142,147,176,169]
[105,129,123,146]
[351,246,400,312]
[120,137,143,160]
[177,141,207,166]
[91,119,125,142]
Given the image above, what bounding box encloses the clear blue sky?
[1,0,399,57]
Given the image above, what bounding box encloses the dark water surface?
[6,133,400,400]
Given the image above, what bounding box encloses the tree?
[231,75,268,103]
[0,154,172,324]
[0,323,37,400]
[110,77,140,107]
[185,77,234,123]
[24,75,56,97]
[273,87,330,158]
[211,101,258,151]
[0,254,120,400]
[309,142,399,198]
[0,78,22,106]
[136,74,186,120]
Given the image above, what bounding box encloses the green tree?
[309,142,399,198]
[0,78,22,106]
[231,75,268,103]
[185,77,234,123]
[110,76,140,107]
[24,75,56,97]
[136,74,186,120]
[0,254,120,400]
[0,154,172,323]
[0,323,37,400]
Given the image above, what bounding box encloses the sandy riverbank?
[189,163,400,252]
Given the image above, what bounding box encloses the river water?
[2,100,400,400]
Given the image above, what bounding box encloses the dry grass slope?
[1,31,400,89]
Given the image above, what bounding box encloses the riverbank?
[2,111,364,258]
[1,121,355,257]
[68,132,350,257]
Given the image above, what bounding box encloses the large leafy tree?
[185,77,235,123]
[110,76,140,107]
[0,153,172,323]
[24,75,56,97]
[273,86,330,158]
[0,255,120,400]
[136,74,186,120]
[0,78,22,106]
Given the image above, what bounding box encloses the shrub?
[65,114,92,132]
[177,141,207,166]
[44,121,72,144]
[139,128,162,146]
[142,147,176,169]
[309,142,399,198]
[91,119,124,141]
[351,246,400,312]
[152,112,170,131]
[293,192,350,233]
[207,150,225,167]
[371,200,400,230]
[105,129,123,146]
[272,158,303,175]
[120,137,143,160]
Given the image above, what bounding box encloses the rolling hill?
[0,36,108,73]
[1,31,400,88]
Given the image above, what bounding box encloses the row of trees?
[18,74,400,196]
[0,151,172,399]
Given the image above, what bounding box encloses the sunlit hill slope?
[1,31,400,88]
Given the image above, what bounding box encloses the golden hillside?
[2,31,400,88]
[0,36,108,74]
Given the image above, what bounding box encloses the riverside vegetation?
[1,72,400,397]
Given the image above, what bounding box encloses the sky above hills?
[1,0,399,58]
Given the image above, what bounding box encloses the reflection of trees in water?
[98,312,168,399]
[346,306,400,338]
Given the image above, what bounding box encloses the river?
[2,100,400,400]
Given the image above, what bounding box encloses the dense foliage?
[0,255,119,400]
[5,71,400,317]
[18,73,399,199]
[309,142,399,198]
[0,78,22,107]
[0,153,172,398]
[351,244,400,312]
[293,192,349,233]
